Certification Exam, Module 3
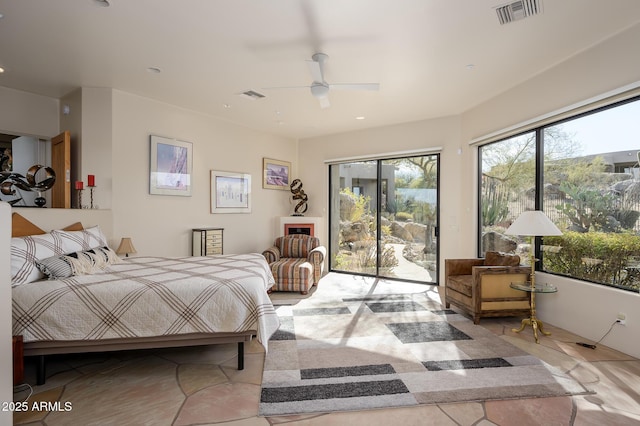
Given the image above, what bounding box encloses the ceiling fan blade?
[261,85,311,90]
[318,96,331,109]
[329,83,380,91]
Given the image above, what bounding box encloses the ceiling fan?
[265,53,380,109]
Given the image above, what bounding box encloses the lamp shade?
[505,211,562,236]
[116,237,137,256]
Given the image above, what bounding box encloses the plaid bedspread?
[12,253,280,349]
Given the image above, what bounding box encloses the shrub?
[543,232,640,291]
[395,211,413,222]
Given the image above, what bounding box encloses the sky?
[556,99,640,157]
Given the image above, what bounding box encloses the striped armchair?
[262,235,326,294]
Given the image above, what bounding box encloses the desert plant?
[556,183,639,232]
[481,176,509,226]
[340,187,372,223]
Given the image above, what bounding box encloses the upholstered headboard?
[10,207,114,245]
[11,213,83,237]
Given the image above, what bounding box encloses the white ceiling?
[1,0,640,140]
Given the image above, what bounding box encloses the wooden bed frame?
[24,331,256,385]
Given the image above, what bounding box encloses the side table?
[509,282,557,343]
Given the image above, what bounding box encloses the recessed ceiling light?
[355,116,365,120]
[466,64,475,70]
[94,0,110,7]
[223,103,231,109]
[0,13,4,19]
[146,67,161,74]
[0,67,4,74]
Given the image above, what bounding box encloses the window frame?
[477,95,640,293]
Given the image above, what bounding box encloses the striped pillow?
[11,233,66,286]
[37,246,121,280]
[50,225,109,253]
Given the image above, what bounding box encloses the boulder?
[340,221,370,243]
[339,192,356,221]
[482,231,517,253]
[390,221,414,242]
[403,222,427,242]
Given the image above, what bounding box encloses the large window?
[479,97,640,293]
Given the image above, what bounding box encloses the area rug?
[259,283,591,416]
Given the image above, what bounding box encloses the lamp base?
[512,317,552,344]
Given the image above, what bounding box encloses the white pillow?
[11,233,66,286]
[50,225,109,254]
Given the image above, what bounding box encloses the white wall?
[110,90,297,256]
[0,202,12,426]
[536,273,639,358]
[0,86,59,137]
[81,88,113,210]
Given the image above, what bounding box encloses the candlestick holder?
[77,189,84,209]
[89,186,96,209]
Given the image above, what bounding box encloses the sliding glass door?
[329,154,439,284]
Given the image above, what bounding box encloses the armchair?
[262,235,326,294]
[444,251,531,324]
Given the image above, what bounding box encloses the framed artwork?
[211,170,251,213]
[149,135,192,196]
[262,158,291,190]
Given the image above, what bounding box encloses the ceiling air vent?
[238,90,266,100]
[496,0,542,25]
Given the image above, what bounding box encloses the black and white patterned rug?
[259,283,590,416]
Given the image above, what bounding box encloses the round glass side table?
[509,282,557,343]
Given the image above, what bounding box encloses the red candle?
[88,175,95,187]
[75,181,84,190]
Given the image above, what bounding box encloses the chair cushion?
[275,235,319,258]
[485,251,520,266]
[446,275,473,297]
[269,258,313,292]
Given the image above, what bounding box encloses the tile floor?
[13,274,640,425]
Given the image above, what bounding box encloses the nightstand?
[192,228,224,256]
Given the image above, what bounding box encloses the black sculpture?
[0,164,56,207]
[290,178,308,216]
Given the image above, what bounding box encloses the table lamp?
[505,210,562,288]
[116,237,137,257]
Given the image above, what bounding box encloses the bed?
[10,215,280,385]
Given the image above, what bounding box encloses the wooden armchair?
[444,251,531,324]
